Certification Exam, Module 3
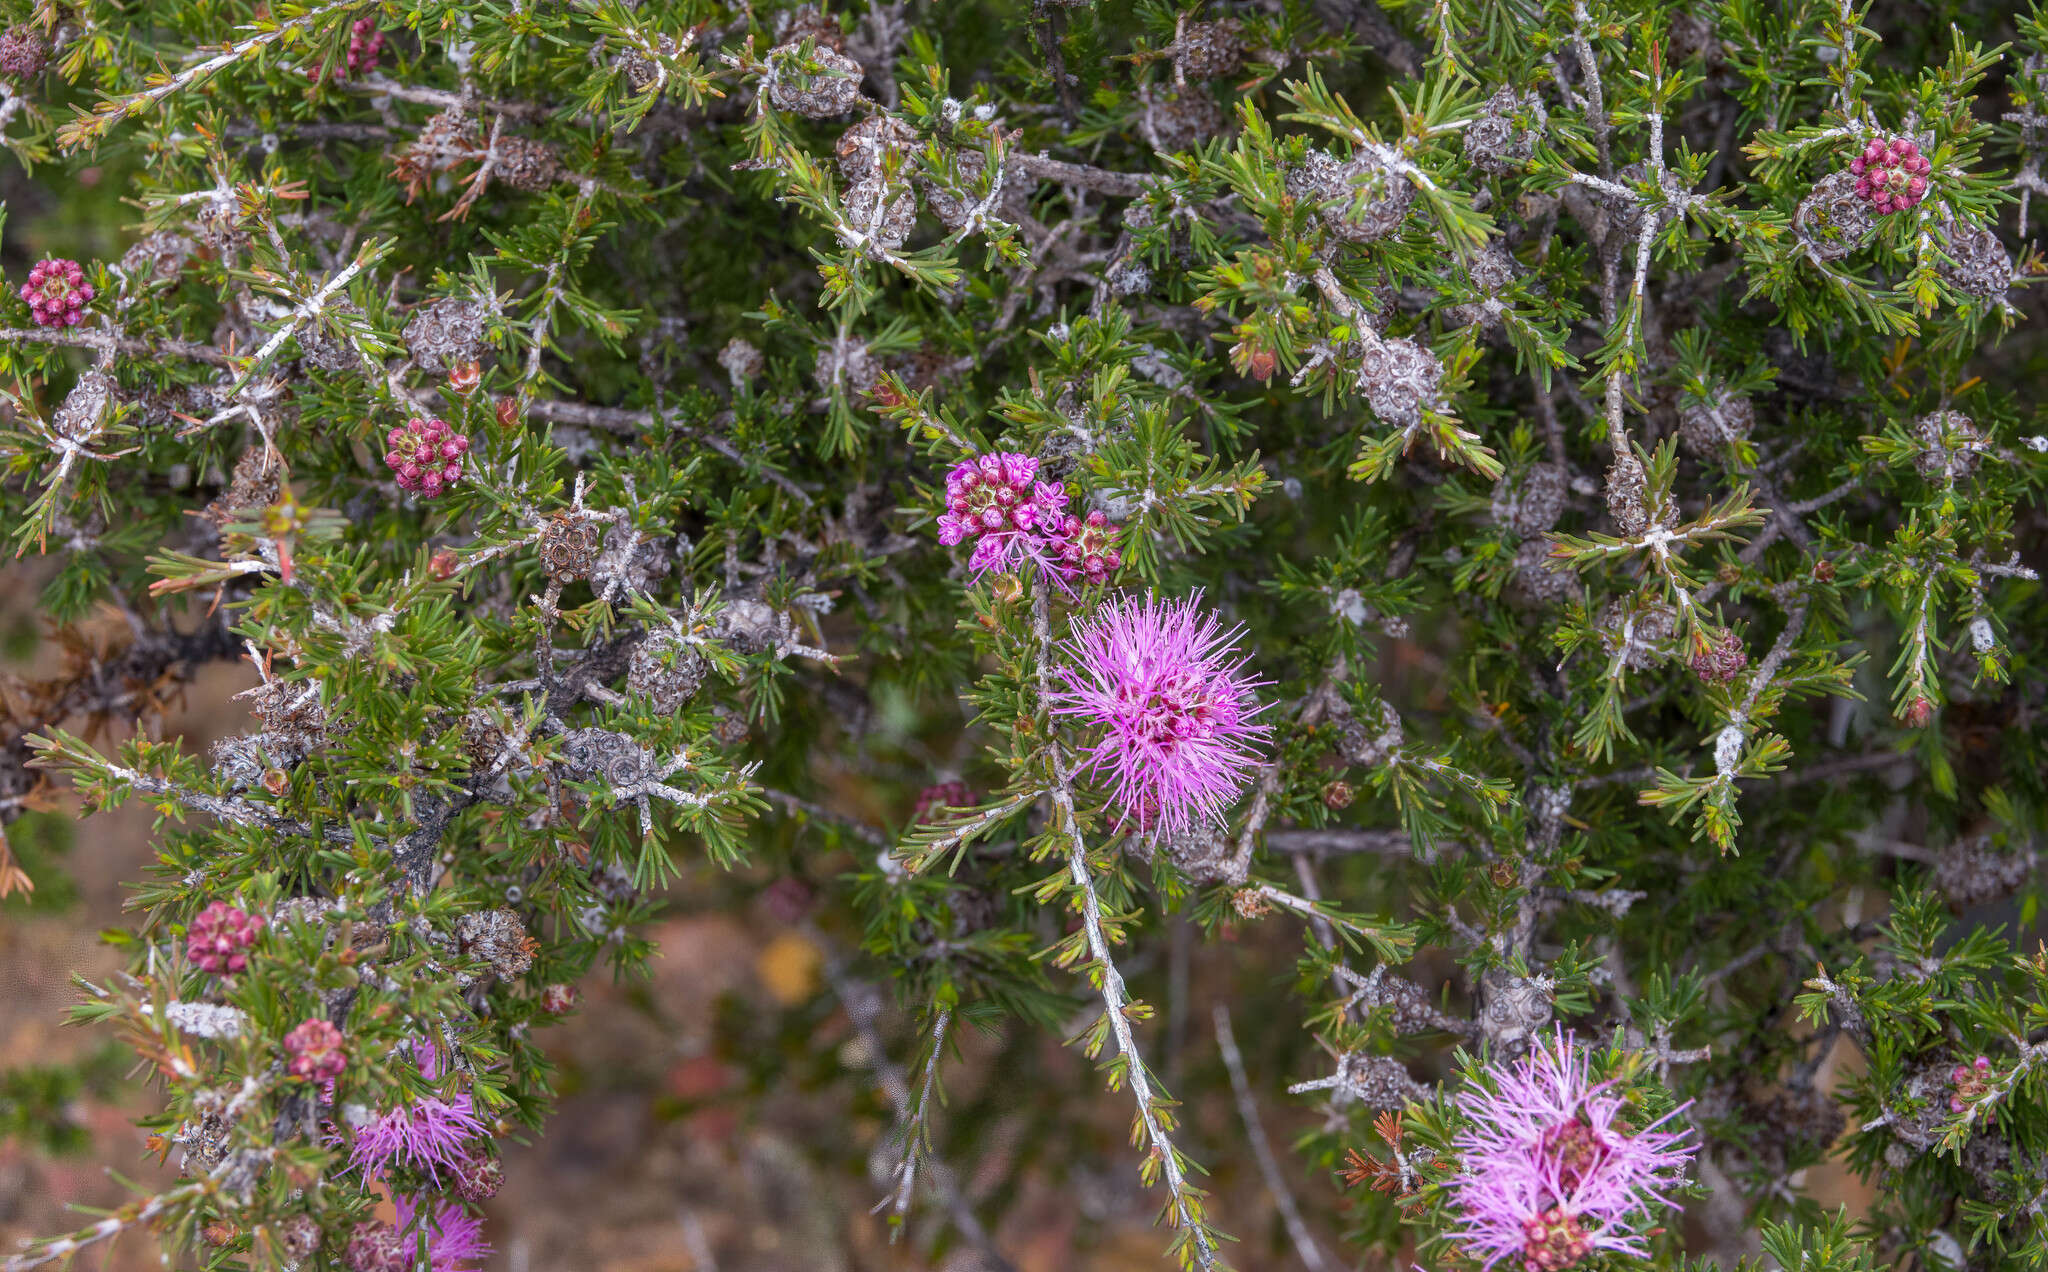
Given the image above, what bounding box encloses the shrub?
[1,0,2046,1269]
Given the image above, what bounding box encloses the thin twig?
[811,931,1015,1271]
[1214,1005,1331,1272]
[1032,584,1222,1270]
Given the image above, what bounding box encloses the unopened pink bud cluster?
[912,780,975,824]
[1050,509,1122,585]
[1949,1054,1992,1113]
[1849,137,1931,214]
[385,416,471,496]
[284,1017,347,1081]
[186,901,265,974]
[936,452,1121,583]
[18,257,93,328]
[346,18,383,76]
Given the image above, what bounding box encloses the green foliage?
[0,0,2046,1268]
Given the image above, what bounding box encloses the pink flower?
[384,416,471,497]
[1047,592,1269,838]
[1847,137,1932,215]
[350,1046,487,1182]
[394,1195,492,1272]
[0,27,52,80]
[1447,1029,1696,1272]
[936,452,1069,576]
[186,901,265,974]
[284,1018,347,1082]
[18,257,94,328]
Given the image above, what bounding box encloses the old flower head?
[1447,1029,1696,1272]
[1048,592,1268,838]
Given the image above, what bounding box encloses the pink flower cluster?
[1447,1029,1696,1272]
[1849,137,1931,214]
[1949,1055,1992,1113]
[1049,592,1268,839]
[349,1199,490,1272]
[285,1018,347,1081]
[346,18,383,76]
[18,257,93,328]
[936,453,1121,584]
[912,780,975,824]
[396,1196,491,1272]
[937,452,1065,572]
[384,416,471,497]
[315,17,382,82]
[186,901,265,974]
